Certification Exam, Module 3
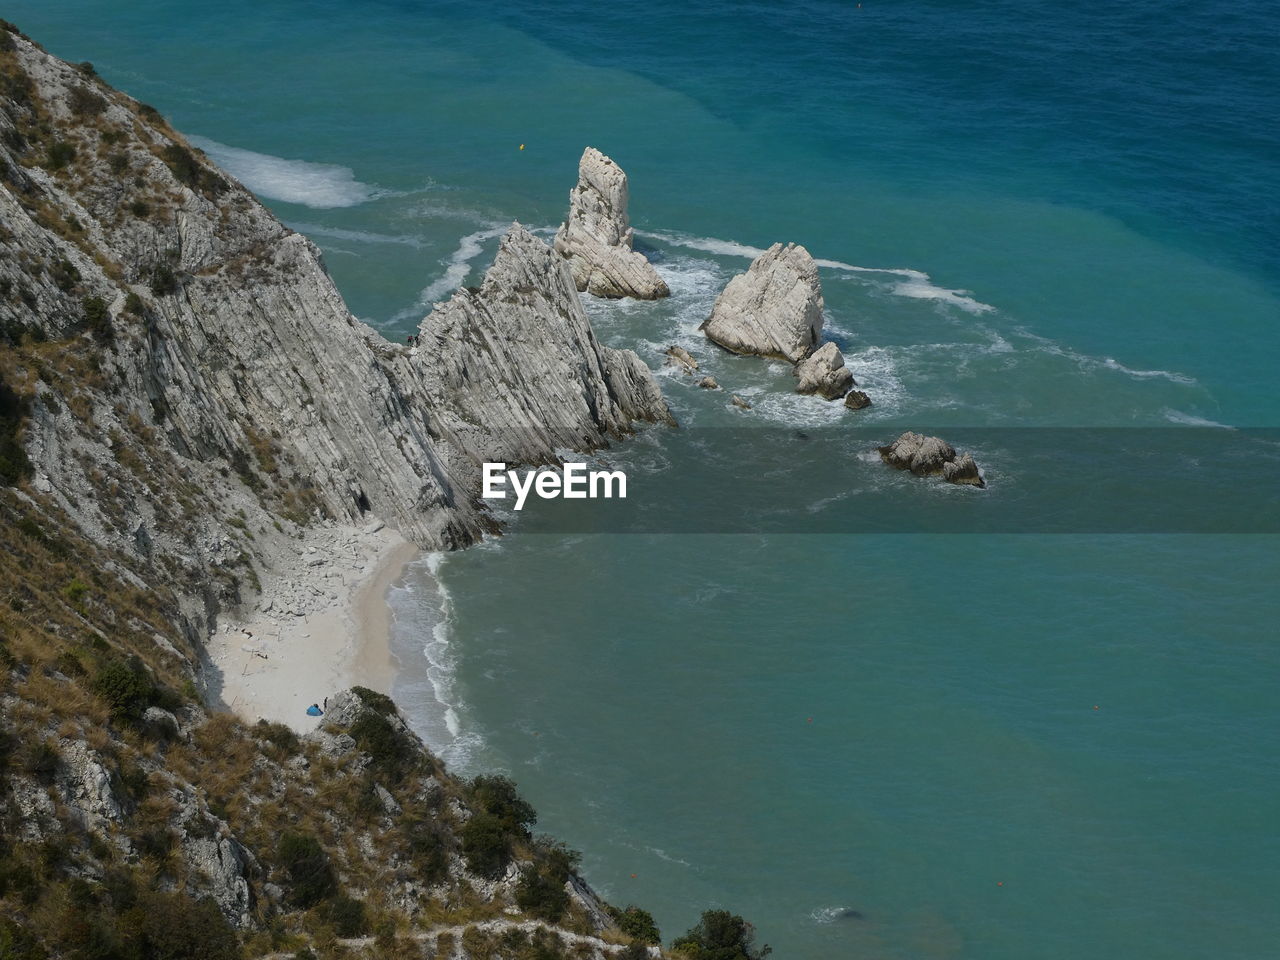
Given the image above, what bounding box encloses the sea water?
[10,1,1279,956]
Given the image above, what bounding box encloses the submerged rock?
[794,342,854,400]
[664,345,699,372]
[844,389,872,410]
[698,376,720,390]
[701,242,824,362]
[878,432,985,488]
[731,395,753,410]
[553,147,669,300]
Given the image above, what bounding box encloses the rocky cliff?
[0,21,681,960]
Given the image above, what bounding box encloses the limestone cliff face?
[0,24,680,957]
[0,32,671,633]
[700,241,824,362]
[553,147,670,300]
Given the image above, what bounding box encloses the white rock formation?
[553,147,669,300]
[414,223,674,466]
[701,242,824,362]
[794,341,854,400]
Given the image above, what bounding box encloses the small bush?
[22,740,60,782]
[515,868,569,923]
[0,374,31,486]
[615,905,661,945]
[68,84,106,116]
[349,710,414,784]
[672,910,771,960]
[255,718,299,755]
[161,143,226,197]
[82,295,112,344]
[0,917,46,960]
[277,832,336,908]
[108,151,129,174]
[320,894,368,937]
[150,262,178,296]
[49,257,81,292]
[459,811,514,880]
[44,140,76,170]
[406,817,449,886]
[123,291,144,316]
[92,656,157,721]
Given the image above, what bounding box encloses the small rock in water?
[878,431,985,488]
[697,376,720,390]
[844,390,872,410]
[794,341,854,400]
[731,395,753,410]
[665,345,699,372]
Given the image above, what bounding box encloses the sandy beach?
[207,520,419,731]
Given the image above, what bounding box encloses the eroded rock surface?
[701,242,824,362]
[553,147,669,300]
[794,342,854,400]
[878,432,985,488]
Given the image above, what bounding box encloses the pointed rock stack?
[553,147,670,300]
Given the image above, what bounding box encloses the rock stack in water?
[415,222,675,466]
[701,242,824,363]
[701,243,866,404]
[553,147,670,300]
[878,432,985,487]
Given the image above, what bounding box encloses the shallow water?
[11,1,1280,956]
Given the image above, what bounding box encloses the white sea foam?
[391,225,508,324]
[287,222,428,248]
[1162,409,1233,428]
[189,136,387,208]
[810,906,864,925]
[640,229,995,313]
[1099,357,1198,385]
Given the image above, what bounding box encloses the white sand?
[207,520,420,732]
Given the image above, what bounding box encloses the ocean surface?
[11,2,1279,956]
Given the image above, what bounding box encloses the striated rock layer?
[553,146,669,300]
[701,242,824,362]
[0,32,672,643]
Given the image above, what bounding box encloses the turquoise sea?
[10,2,1279,956]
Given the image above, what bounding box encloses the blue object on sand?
[306,704,323,717]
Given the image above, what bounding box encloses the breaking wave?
[189,135,389,208]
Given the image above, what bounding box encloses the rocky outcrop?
[794,342,854,400]
[553,147,669,300]
[844,390,872,410]
[413,223,674,468]
[664,345,698,373]
[698,376,719,390]
[731,395,753,410]
[878,432,986,488]
[701,242,824,362]
[0,32,675,650]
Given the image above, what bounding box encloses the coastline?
[207,521,420,732]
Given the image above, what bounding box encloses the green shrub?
[82,296,112,344]
[123,291,145,316]
[277,832,336,908]
[349,710,413,784]
[405,817,449,886]
[0,917,46,960]
[255,719,299,755]
[150,262,178,296]
[672,910,771,960]
[320,894,368,937]
[351,685,396,715]
[614,905,661,945]
[44,140,76,171]
[0,374,31,486]
[21,740,59,782]
[50,257,80,292]
[92,656,157,720]
[459,811,513,880]
[515,868,569,923]
[468,775,537,834]
[160,143,226,197]
[130,889,242,960]
[67,84,106,116]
